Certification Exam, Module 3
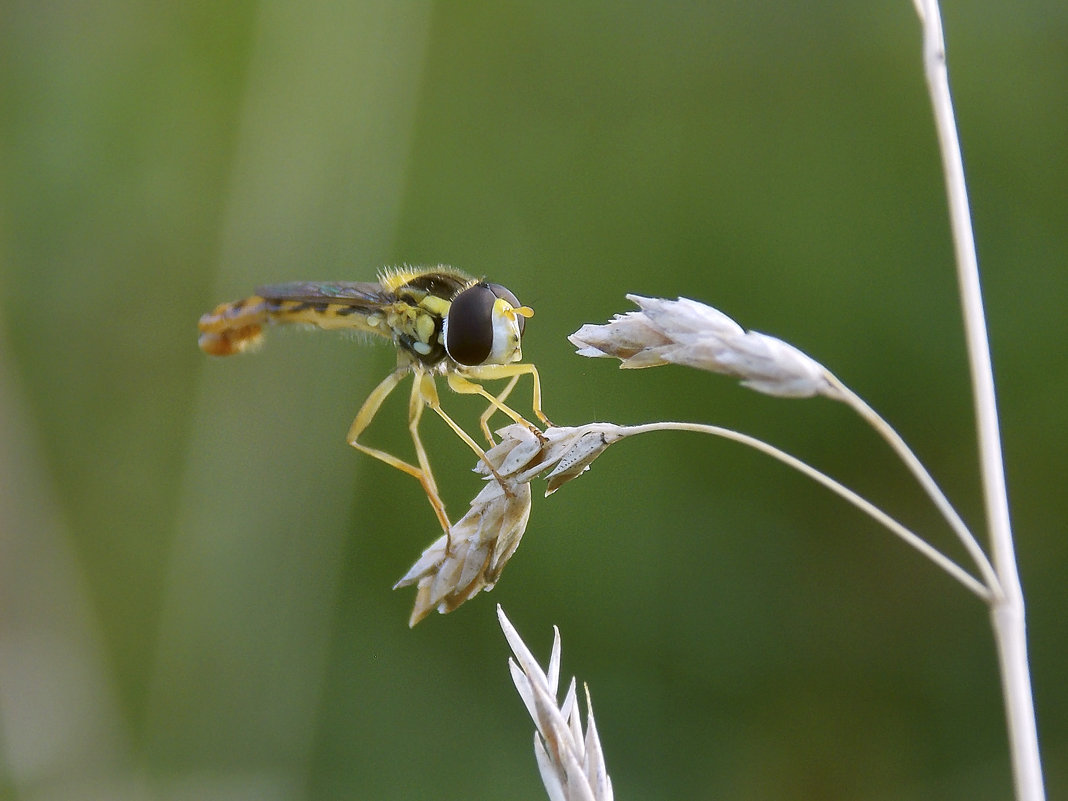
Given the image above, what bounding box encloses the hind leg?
[346,367,452,538]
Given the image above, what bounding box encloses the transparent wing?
[254,281,393,310]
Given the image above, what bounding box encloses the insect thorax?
[385,270,474,367]
[395,326,447,366]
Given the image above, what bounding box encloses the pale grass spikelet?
[570,294,842,400]
[395,423,623,625]
[394,478,532,627]
[476,423,626,496]
[498,606,613,801]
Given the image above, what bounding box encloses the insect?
[198,266,549,541]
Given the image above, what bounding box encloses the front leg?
[476,373,521,443]
[448,362,551,439]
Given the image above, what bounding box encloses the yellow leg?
[448,362,551,438]
[346,367,452,538]
[406,374,458,546]
[417,374,514,495]
[476,374,521,442]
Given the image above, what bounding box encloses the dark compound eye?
[445,282,526,366]
[445,283,497,366]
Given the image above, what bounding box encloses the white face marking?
[485,298,524,364]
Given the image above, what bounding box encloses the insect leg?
[448,363,551,434]
[346,367,452,538]
[405,372,454,544]
[475,373,522,443]
[417,373,515,497]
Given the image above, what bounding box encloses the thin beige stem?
[914,1,1043,799]
[825,375,1001,597]
[620,421,990,601]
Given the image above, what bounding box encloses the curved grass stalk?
[619,421,991,601]
[569,297,998,597]
[825,375,1001,597]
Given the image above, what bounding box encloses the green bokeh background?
[2,2,1065,799]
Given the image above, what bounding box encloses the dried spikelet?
[395,478,531,626]
[498,606,613,801]
[570,294,843,400]
[474,423,626,495]
[395,423,625,624]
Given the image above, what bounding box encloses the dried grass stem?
[619,421,991,601]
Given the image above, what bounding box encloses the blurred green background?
[2,1,1066,799]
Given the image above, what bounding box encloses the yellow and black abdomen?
[197,295,273,356]
[198,291,395,357]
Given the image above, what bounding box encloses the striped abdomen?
[197,295,386,356]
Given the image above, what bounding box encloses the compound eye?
[445,283,496,366]
[486,283,525,335]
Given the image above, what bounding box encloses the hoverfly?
[198,266,549,539]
